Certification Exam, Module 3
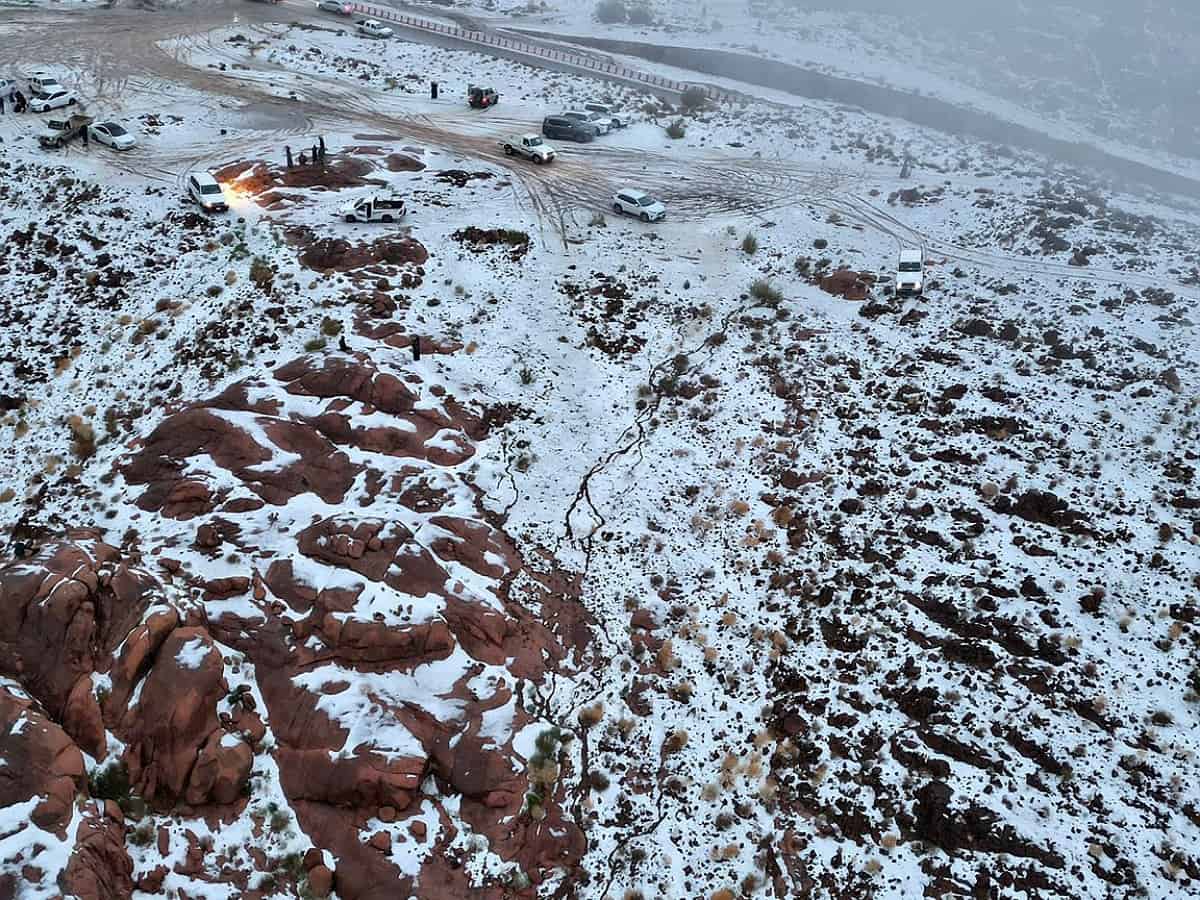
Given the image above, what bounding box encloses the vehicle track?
[2,0,1188,293]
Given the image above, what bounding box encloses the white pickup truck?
[339,194,407,223]
[499,133,556,164]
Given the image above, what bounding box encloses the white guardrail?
[346,3,727,100]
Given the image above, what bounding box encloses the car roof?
[191,171,220,186]
[520,132,540,140]
[898,249,923,261]
[619,188,648,199]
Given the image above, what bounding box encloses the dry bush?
[67,415,95,459]
[577,703,604,728]
[657,640,679,672]
[664,729,688,753]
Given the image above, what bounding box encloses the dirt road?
[1,0,1189,291]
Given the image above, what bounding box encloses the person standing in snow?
[285,145,293,168]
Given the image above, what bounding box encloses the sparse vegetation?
[88,761,132,804]
[680,86,708,114]
[594,0,626,23]
[741,233,758,254]
[749,279,782,305]
[666,118,687,139]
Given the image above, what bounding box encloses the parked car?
[316,0,351,14]
[356,19,393,38]
[896,248,925,296]
[339,194,407,223]
[499,133,556,164]
[468,85,499,109]
[29,89,78,113]
[612,188,666,222]
[584,102,627,129]
[187,171,228,213]
[542,115,595,143]
[88,121,136,150]
[38,114,93,149]
[562,110,609,135]
[28,73,62,95]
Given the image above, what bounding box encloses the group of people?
[0,90,31,114]
[285,135,328,169]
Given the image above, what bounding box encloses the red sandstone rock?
[119,627,237,808]
[0,686,85,833]
[0,355,595,898]
[62,801,135,900]
[308,863,334,897]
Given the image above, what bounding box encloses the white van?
[897,248,925,297]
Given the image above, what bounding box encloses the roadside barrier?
[345,4,728,100]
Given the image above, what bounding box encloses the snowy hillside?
[0,2,1198,899]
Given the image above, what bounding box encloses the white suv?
[563,110,610,135]
[187,171,228,213]
[28,73,62,95]
[896,248,925,296]
[584,103,626,129]
[612,188,665,222]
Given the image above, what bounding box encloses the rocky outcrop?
[0,352,593,897]
[0,685,86,832]
[0,534,159,757]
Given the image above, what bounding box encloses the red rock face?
[0,353,592,897]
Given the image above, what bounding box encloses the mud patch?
[386,154,426,172]
[214,155,385,200]
[436,169,494,188]
[452,226,530,260]
[286,226,428,275]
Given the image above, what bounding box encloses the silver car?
[317,0,350,13]
[562,110,610,135]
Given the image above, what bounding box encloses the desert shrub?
[497,228,529,246]
[680,86,708,113]
[749,279,782,305]
[320,317,342,337]
[249,256,274,290]
[813,237,828,249]
[627,3,654,24]
[666,118,686,139]
[594,0,626,22]
[89,761,131,803]
[304,337,327,352]
[741,233,758,254]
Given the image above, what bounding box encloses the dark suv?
[542,115,596,143]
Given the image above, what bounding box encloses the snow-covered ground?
[1,2,1199,898]
[454,0,1200,184]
